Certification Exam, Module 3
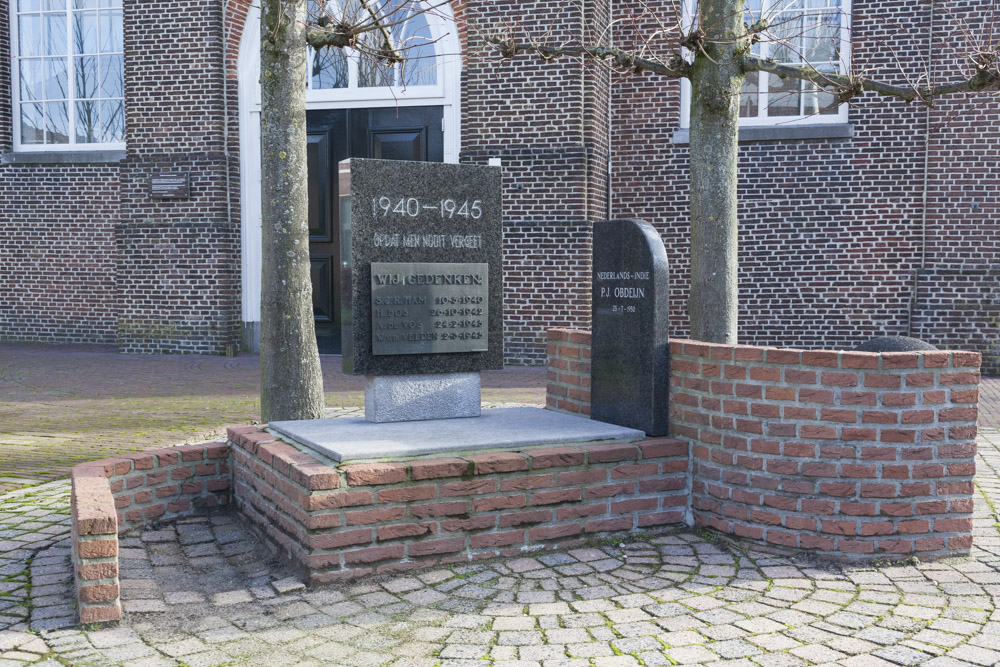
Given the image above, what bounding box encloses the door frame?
[236,4,462,352]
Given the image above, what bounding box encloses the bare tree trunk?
[259,0,326,422]
[687,0,744,344]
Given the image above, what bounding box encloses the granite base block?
[365,372,481,423]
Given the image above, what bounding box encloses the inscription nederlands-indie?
[596,271,650,299]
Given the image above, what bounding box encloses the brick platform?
[547,328,981,562]
[228,425,690,584]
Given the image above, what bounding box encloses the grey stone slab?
[340,158,503,375]
[270,407,644,462]
[591,219,670,436]
[365,373,481,422]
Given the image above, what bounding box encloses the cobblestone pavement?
[0,343,546,494]
[979,379,999,433]
[0,430,997,665]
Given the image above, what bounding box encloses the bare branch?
[484,36,692,78]
[742,55,1000,103]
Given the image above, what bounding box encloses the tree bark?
[687,0,744,344]
[260,0,326,422]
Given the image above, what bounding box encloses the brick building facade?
[1,0,996,371]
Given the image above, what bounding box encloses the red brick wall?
[116,0,241,354]
[229,425,688,584]
[545,328,981,560]
[672,340,979,561]
[71,468,121,625]
[0,0,242,354]
[462,0,609,364]
[70,441,231,625]
[546,328,592,415]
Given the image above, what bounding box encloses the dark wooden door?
[307,106,444,354]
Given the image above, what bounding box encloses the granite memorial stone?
[591,218,670,436]
[340,158,503,377]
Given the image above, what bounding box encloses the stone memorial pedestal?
[337,158,503,424]
[365,372,481,423]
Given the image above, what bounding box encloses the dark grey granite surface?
[854,335,938,352]
[591,219,670,436]
[340,159,503,375]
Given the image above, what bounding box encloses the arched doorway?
[237,1,461,353]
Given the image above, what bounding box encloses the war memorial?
[70,159,981,626]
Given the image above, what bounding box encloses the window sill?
[2,150,126,165]
[672,123,853,145]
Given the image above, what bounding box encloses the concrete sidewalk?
[0,343,546,495]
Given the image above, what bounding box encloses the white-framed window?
[304,0,445,106]
[10,0,124,151]
[680,0,851,127]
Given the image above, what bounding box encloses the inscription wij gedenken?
[370,262,489,355]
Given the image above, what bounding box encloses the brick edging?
[69,441,232,625]
[545,328,982,561]
[228,425,690,584]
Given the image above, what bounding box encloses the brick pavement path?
[978,378,1000,433]
[0,430,999,665]
[0,343,545,495]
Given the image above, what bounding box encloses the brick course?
[228,425,688,584]
[69,441,231,624]
[546,327,981,561]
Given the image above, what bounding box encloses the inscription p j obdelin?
[370,262,489,356]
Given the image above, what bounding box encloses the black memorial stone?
[591,219,670,436]
[340,158,503,375]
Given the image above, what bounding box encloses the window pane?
[44,13,67,56]
[100,0,122,7]
[770,13,802,64]
[100,99,124,142]
[359,24,395,88]
[44,57,68,99]
[804,11,841,62]
[802,82,839,115]
[20,103,45,143]
[18,14,42,57]
[100,9,122,53]
[43,0,64,9]
[76,100,98,142]
[44,101,69,143]
[19,0,42,10]
[75,55,97,98]
[311,48,348,89]
[74,0,98,7]
[767,74,801,115]
[359,58,394,87]
[100,54,123,97]
[399,12,436,86]
[19,59,44,100]
[740,72,759,117]
[74,10,98,54]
